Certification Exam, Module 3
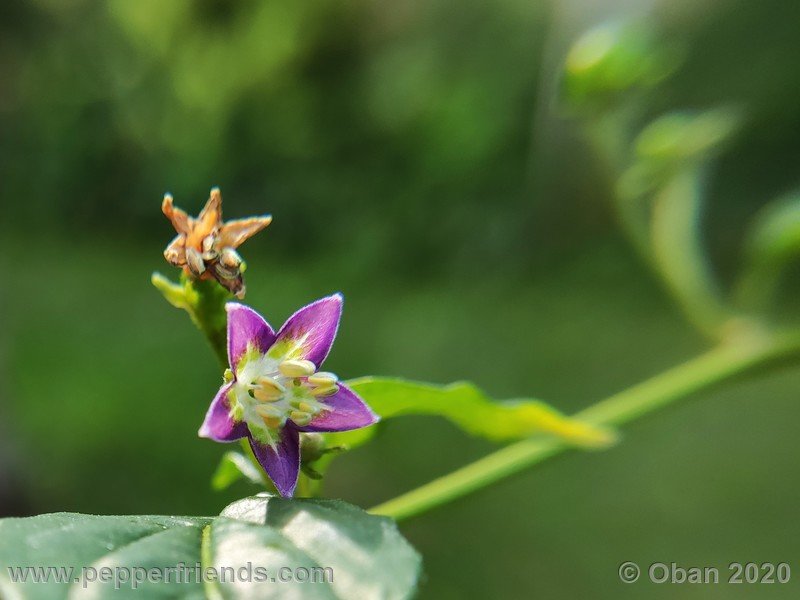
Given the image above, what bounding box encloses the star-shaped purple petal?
[270,294,343,366]
[199,383,248,442]
[199,294,379,497]
[297,384,379,432]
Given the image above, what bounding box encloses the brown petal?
[162,194,192,236]
[191,188,223,242]
[219,215,273,249]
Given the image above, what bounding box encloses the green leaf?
[151,272,191,309]
[746,194,800,261]
[211,451,264,491]
[322,377,615,454]
[216,496,421,599]
[0,496,421,600]
[635,109,739,165]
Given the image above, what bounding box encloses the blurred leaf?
[150,272,189,309]
[617,108,740,203]
[736,192,800,310]
[0,496,420,599]
[211,451,263,491]
[743,193,800,264]
[635,109,740,167]
[322,378,616,454]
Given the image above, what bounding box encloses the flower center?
[184,233,244,283]
[228,350,339,449]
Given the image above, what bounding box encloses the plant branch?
[369,330,800,521]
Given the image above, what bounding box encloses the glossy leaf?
[217,496,421,600]
[0,496,420,599]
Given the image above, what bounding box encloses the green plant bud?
[300,433,327,464]
[561,21,679,110]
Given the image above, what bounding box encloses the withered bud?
[160,188,271,298]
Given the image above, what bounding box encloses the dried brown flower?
[162,187,272,298]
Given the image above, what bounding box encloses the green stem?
[369,332,800,521]
[186,279,230,368]
[649,166,730,339]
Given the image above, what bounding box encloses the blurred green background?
[2,0,800,598]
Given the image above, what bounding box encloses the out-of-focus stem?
[586,116,731,341]
[649,167,731,338]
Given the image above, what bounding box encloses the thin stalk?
[370,333,800,521]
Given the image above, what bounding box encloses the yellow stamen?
[307,372,338,386]
[290,411,312,426]
[253,387,282,402]
[279,359,316,378]
[297,401,316,414]
[255,404,280,416]
[261,415,282,429]
[311,384,339,397]
[257,376,286,393]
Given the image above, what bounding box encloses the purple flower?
[199,294,379,496]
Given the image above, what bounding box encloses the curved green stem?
[649,166,730,338]
[586,116,732,341]
[369,331,800,521]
